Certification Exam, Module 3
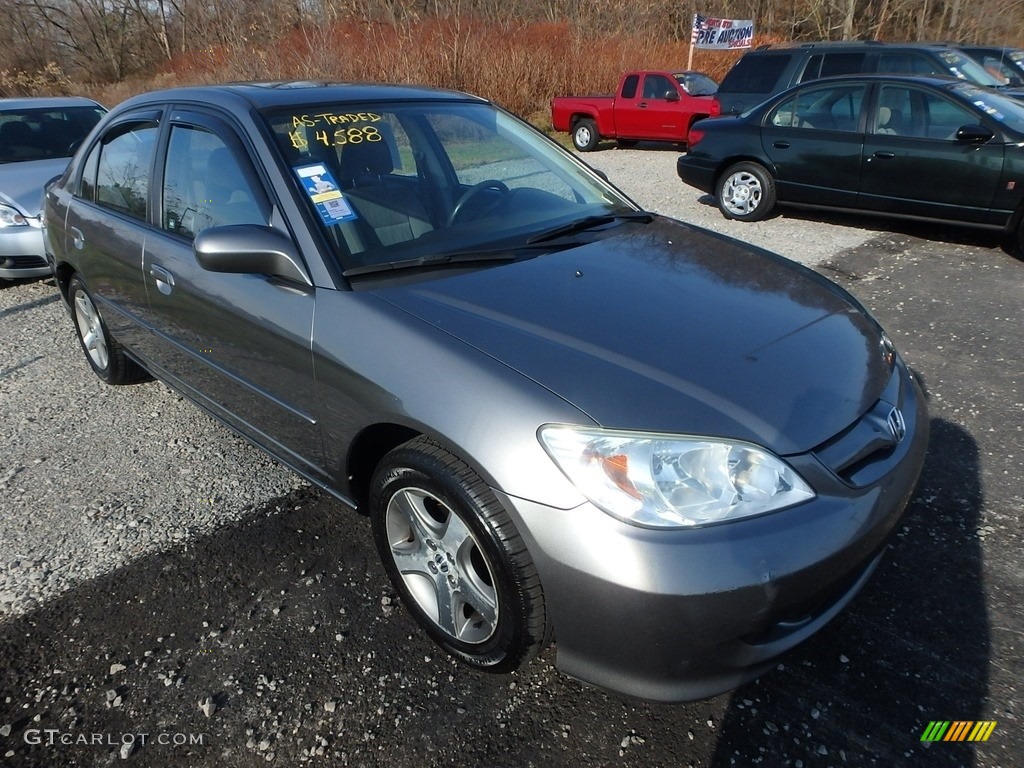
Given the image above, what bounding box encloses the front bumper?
[497,365,929,702]
[0,222,49,279]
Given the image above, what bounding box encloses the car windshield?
[939,50,1004,87]
[675,72,718,96]
[263,101,636,273]
[0,105,105,164]
[951,83,1024,133]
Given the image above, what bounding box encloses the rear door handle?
[873,151,896,159]
[638,102,648,108]
[773,141,791,149]
[70,226,84,250]
[149,264,175,296]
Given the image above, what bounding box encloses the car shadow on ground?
[695,192,1018,258]
[709,416,990,767]
[592,139,686,153]
[0,420,992,767]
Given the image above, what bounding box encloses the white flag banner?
[691,15,755,49]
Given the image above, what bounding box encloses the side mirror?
[665,90,681,102]
[194,225,312,286]
[954,124,994,144]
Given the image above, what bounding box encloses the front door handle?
[70,227,84,250]
[638,102,648,108]
[873,151,896,159]
[149,264,175,296]
[773,141,791,149]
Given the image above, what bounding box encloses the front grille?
[2,255,47,269]
[812,368,906,487]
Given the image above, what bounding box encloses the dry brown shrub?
[61,20,779,127]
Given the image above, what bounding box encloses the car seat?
[198,147,263,230]
[0,121,36,159]
[337,125,432,247]
[876,106,905,135]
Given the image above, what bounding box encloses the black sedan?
[678,74,1024,250]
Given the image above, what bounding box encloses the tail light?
[710,98,722,117]
[688,127,705,147]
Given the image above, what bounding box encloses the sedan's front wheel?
[369,437,550,672]
[716,161,777,222]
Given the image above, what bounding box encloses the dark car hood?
[373,218,892,455]
[0,157,70,215]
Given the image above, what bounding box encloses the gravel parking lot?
[1,147,1021,767]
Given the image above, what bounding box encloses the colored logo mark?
[921,721,997,742]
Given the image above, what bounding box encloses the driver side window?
[643,75,674,100]
[162,125,267,240]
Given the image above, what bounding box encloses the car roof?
[114,81,486,113]
[759,73,969,93]
[0,96,104,110]
[954,44,1019,52]
[749,73,978,108]
[751,40,961,52]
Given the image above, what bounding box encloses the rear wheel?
[369,436,550,672]
[572,119,599,152]
[716,161,777,222]
[69,274,148,385]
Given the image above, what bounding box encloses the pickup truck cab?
[551,71,717,151]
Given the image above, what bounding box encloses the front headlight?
[0,203,29,228]
[539,425,815,529]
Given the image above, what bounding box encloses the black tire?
[572,118,599,152]
[68,274,148,385]
[369,436,550,673]
[1008,212,1024,261]
[715,161,777,222]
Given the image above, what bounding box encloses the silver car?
[42,83,928,702]
[0,97,105,281]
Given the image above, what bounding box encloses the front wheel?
[716,161,777,222]
[68,274,148,385]
[572,119,599,152]
[369,437,550,672]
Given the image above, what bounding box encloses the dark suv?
[714,41,1007,115]
[957,46,1024,86]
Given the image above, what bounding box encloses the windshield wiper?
[526,212,654,244]
[343,251,518,277]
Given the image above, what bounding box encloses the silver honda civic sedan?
[43,82,928,702]
[0,97,105,280]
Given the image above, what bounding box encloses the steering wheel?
[448,180,510,225]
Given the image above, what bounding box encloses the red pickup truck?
[551,71,718,151]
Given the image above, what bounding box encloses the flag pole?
[687,13,696,70]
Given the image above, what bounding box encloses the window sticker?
[973,100,1003,119]
[294,163,357,225]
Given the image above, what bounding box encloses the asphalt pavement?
[0,216,1021,767]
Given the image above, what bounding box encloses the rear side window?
[801,52,867,82]
[620,75,639,99]
[769,84,865,132]
[81,120,159,221]
[718,54,789,94]
[878,53,942,75]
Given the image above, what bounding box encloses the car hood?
[0,158,70,215]
[372,218,892,455]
